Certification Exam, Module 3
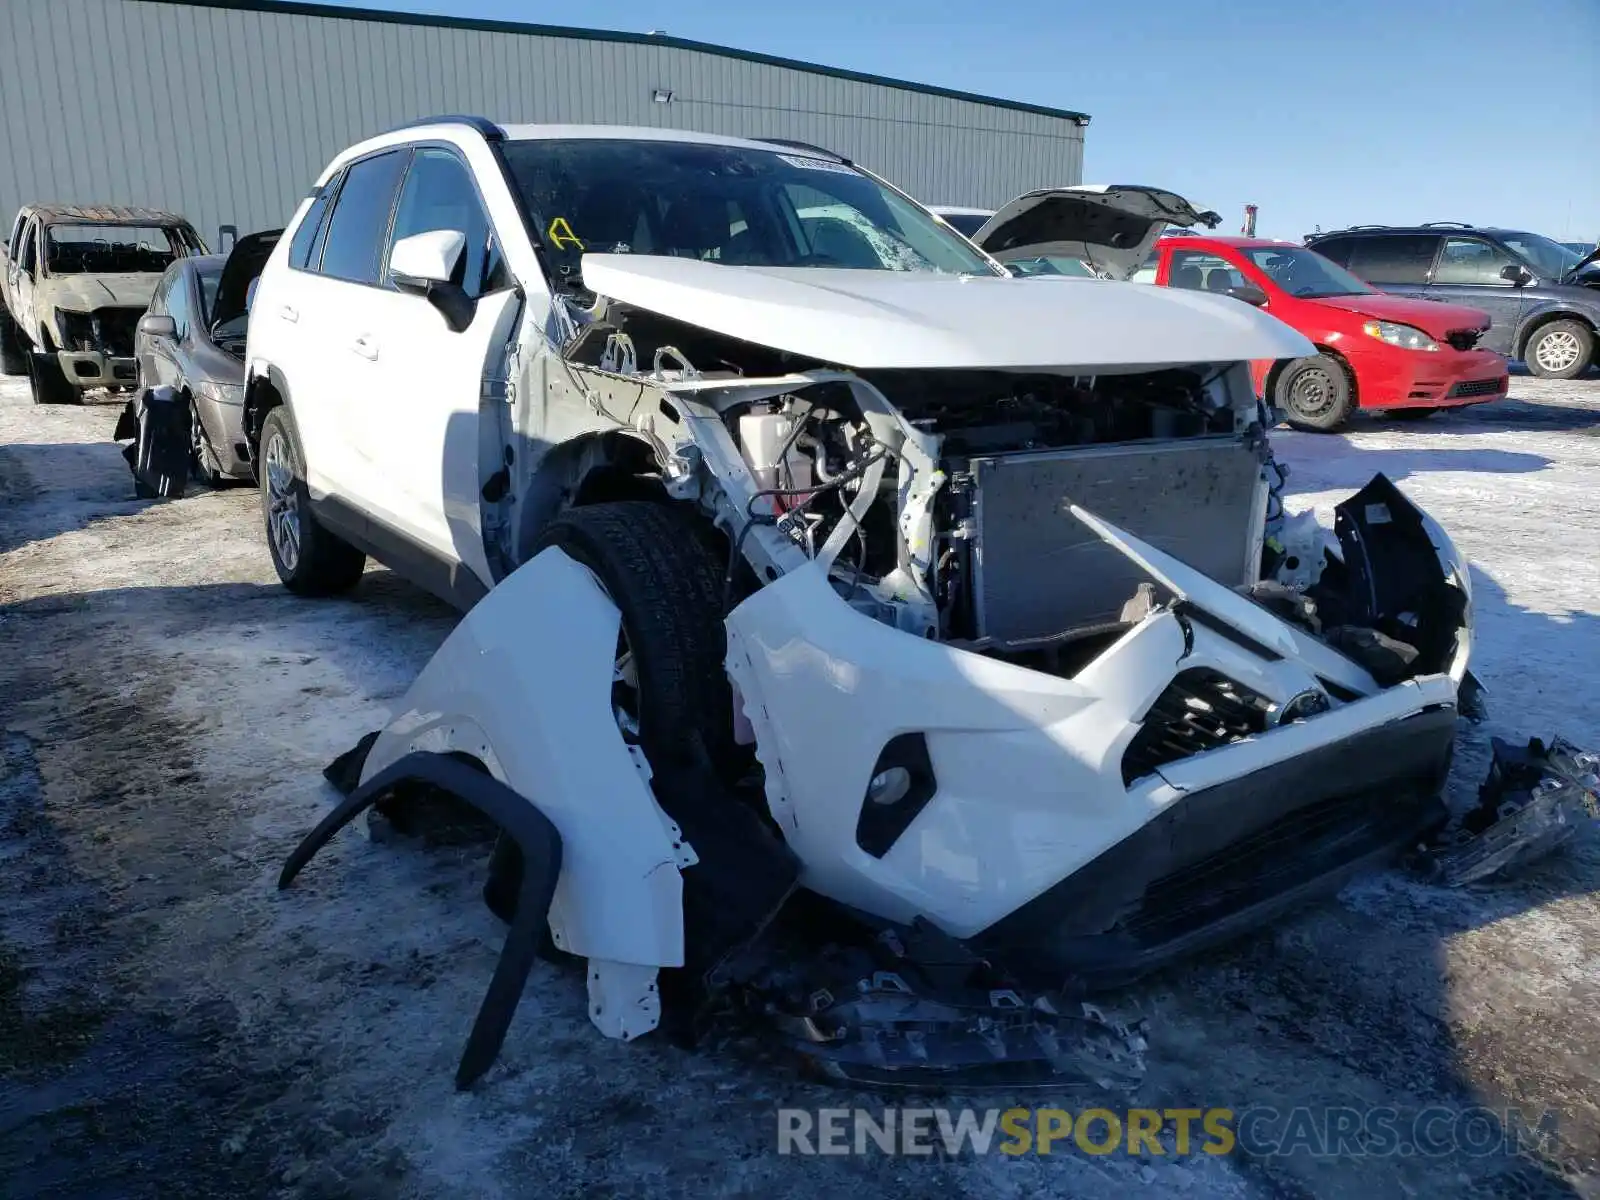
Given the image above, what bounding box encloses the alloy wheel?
[263,430,301,572]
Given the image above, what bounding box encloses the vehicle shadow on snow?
[1129,561,1600,1200]
[0,435,255,558]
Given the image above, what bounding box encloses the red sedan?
[1147,235,1509,430]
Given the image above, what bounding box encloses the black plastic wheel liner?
[278,751,563,1090]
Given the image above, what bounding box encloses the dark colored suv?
[1305,224,1600,378]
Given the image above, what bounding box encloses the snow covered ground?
[1,375,1598,1199]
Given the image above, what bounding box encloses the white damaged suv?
[254,120,1481,1080]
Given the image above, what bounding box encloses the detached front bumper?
[57,349,137,388]
[724,483,1472,986]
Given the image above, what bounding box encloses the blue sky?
[300,0,1597,242]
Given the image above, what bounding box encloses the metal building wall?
[0,0,1086,246]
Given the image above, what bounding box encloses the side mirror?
[1500,263,1533,286]
[138,313,177,338]
[389,230,474,332]
[1228,283,1270,307]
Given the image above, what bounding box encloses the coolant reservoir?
[739,408,813,493]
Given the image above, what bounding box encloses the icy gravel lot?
[2,374,1599,1200]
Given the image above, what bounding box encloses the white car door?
[286,149,412,514]
[354,147,522,591]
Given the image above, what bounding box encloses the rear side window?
[1168,250,1244,293]
[18,222,36,273]
[317,150,408,285]
[1310,236,1352,266]
[289,185,336,270]
[1344,234,1440,285]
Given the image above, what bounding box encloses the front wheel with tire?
[28,352,79,406]
[0,308,27,376]
[1275,352,1355,432]
[258,406,366,595]
[188,395,223,485]
[1524,319,1594,380]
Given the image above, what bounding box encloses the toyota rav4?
[254,120,1494,1085]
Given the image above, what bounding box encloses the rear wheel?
[1275,351,1354,432]
[28,351,78,406]
[0,307,27,376]
[259,406,366,595]
[1524,319,1593,380]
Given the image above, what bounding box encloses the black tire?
[258,406,366,595]
[1391,407,1438,421]
[1275,351,1354,432]
[0,307,27,376]
[1523,318,1593,380]
[27,351,79,406]
[531,501,736,779]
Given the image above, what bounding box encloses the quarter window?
[387,148,503,298]
[1433,237,1518,286]
[317,150,408,285]
[289,184,336,271]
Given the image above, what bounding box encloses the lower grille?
[1447,377,1506,399]
[1119,788,1392,940]
[1445,328,1484,351]
[1121,668,1272,785]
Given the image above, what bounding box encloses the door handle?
[352,334,378,361]
[278,304,298,323]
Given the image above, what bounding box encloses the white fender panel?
[361,547,687,969]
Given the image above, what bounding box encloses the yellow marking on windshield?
[546,217,584,251]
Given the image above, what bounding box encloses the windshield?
[1245,245,1375,298]
[1495,231,1584,279]
[44,223,189,275]
[499,138,999,290]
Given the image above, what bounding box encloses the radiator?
[969,437,1264,645]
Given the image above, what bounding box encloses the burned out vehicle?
[1,204,206,404]
[263,121,1590,1089]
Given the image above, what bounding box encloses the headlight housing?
[1362,320,1439,352]
[195,379,245,406]
[54,310,96,351]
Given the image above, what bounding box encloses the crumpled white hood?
[580,254,1313,370]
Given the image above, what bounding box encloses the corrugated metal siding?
[0,0,1084,245]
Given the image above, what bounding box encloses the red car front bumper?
[1346,345,1509,412]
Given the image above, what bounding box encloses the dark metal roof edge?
[139,0,1092,125]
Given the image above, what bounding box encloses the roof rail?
[386,114,504,141]
[758,137,851,164]
[1421,221,1474,228]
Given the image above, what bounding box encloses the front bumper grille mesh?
[1446,377,1506,399]
[1122,668,1272,785]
